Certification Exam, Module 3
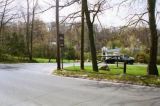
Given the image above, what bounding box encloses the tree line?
[0,0,159,75]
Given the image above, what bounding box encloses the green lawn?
[0,54,75,63]
[0,54,29,63]
[55,64,160,87]
[33,58,56,63]
[64,65,160,76]
[33,58,75,63]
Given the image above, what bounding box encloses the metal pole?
[56,0,61,70]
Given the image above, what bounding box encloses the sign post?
[59,34,64,48]
[56,0,61,70]
[59,34,64,69]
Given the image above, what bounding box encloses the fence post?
[123,61,127,74]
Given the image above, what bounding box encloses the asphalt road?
[0,63,160,106]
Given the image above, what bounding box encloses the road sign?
[59,34,64,47]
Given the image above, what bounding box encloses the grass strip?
[55,65,160,87]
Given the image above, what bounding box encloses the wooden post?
[80,0,85,70]
[61,48,63,69]
[56,0,61,70]
[124,61,127,74]
[116,56,118,67]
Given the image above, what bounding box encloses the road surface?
[0,63,160,106]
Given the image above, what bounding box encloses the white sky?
[39,0,132,27]
[16,0,160,29]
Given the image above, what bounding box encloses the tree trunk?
[147,0,159,75]
[30,6,36,61]
[0,0,8,48]
[26,0,30,61]
[83,0,98,72]
[80,0,85,70]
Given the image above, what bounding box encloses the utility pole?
[56,0,61,70]
[80,0,84,70]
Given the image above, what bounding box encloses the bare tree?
[55,0,80,70]
[59,0,105,72]
[83,0,105,72]
[0,0,16,45]
[26,0,30,60]
[30,0,39,61]
[116,0,159,75]
[22,0,39,61]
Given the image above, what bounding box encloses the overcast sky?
[17,0,160,29]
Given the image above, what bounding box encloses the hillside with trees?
[0,0,159,75]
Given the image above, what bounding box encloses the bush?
[120,48,131,56]
[84,52,91,61]
[64,47,76,60]
[136,52,149,63]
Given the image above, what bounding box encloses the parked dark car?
[104,55,135,64]
[118,55,135,64]
[104,57,116,64]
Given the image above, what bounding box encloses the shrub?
[64,47,76,60]
[84,52,91,61]
[136,52,149,63]
[120,48,131,56]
